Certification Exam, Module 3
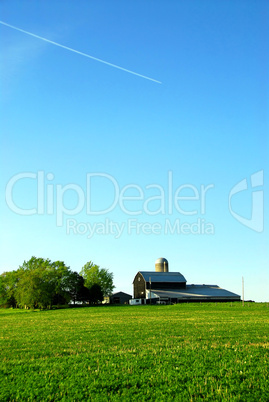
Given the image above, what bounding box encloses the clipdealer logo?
[5,171,215,236]
[228,170,264,233]
[5,170,264,237]
[65,218,214,239]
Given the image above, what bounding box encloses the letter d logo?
[229,170,264,232]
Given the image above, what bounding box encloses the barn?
[108,291,132,305]
[132,258,240,304]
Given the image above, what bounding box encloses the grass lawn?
[0,302,268,401]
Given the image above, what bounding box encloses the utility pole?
[149,277,151,305]
[242,276,244,307]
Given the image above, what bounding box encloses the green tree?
[15,257,72,309]
[50,260,73,304]
[88,284,104,304]
[15,267,53,309]
[62,271,90,305]
[0,271,19,307]
[80,261,114,297]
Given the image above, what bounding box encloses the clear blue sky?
[1,1,268,301]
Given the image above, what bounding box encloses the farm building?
[104,291,132,305]
[132,258,241,304]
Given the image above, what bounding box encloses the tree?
[0,276,7,307]
[14,257,72,309]
[0,271,19,307]
[0,257,113,310]
[50,260,74,304]
[88,284,104,304]
[15,267,53,309]
[61,271,90,305]
[80,261,114,297]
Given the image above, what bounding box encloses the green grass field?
[0,303,268,401]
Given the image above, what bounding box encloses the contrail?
[0,21,162,84]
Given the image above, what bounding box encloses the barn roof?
[111,291,132,298]
[138,271,187,283]
[149,285,240,300]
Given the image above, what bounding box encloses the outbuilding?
[109,291,132,305]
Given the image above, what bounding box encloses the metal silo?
[155,257,169,272]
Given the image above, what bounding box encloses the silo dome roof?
[155,257,168,264]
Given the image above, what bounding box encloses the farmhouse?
[132,258,241,304]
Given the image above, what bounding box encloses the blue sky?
[1,1,268,302]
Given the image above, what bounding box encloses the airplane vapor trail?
[0,21,162,84]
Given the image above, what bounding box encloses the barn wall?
[133,273,146,298]
[146,282,186,290]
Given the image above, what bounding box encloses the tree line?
[0,257,114,309]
